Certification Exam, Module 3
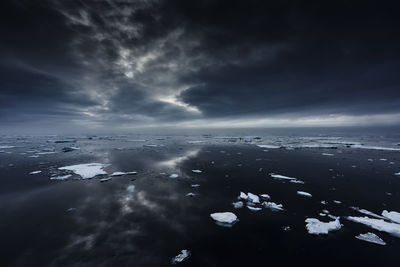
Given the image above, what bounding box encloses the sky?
[1,0,400,133]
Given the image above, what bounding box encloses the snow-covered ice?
[169,174,179,178]
[100,177,112,182]
[247,206,262,211]
[58,163,108,179]
[305,218,342,235]
[262,201,284,211]
[191,184,200,188]
[210,212,238,226]
[50,175,72,180]
[381,210,400,224]
[239,192,248,200]
[297,191,312,197]
[171,249,190,264]
[29,171,41,175]
[191,169,202,173]
[322,153,334,156]
[355,232,386,245]
[111,172,126,176]
[186,192,195,197]
[270,173,297,180]
[350,207,386,220]
[247,192,260,203]
[347,216,400,237]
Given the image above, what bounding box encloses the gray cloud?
[1,0,400,132]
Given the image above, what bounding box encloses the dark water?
[1,129,400,266]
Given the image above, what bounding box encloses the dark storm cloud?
[1,0,400,130]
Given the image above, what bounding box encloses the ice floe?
[270,173,297,180]
[262,202,284,211]
[305,218,342,235]
[350,207,386,220]
[58,163,108,179]
[111,172,126,176]
[191,169,202,173]
[29,171,41,175]
[322,153,334,156]
[382,210,400,224]
[270,173,304,184]
[210,212,238,226]
[247,192,260,203]
[100,177,112,182]
[110,171,137,176]
[346,216,400,238]
[50,175,72,180]
[172,249,190,264]
[169,173,179,178]
[355,232,386,245]
[191,184,200,188]
[239,192,248,200]
[247,206,262,211]
[186,192,195,197]
[297,191,312,197]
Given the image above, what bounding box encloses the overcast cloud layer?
[1,0,400,132]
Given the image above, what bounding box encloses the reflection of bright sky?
[158,149,200,169]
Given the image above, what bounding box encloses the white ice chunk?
[382,210,400,224]
[210,212,238,226]
[247,192,260,203]
[355,232,386,245]
[289,179,305,184]
[58,163,107,179]
[247,206,262,211]
[350,207,386,220]
[239,192,248,200]
[270,173,297,180]
[347,216,400,237]
[191,184,200,188]
[191,169,202,173]
[171,249,190,264]
[50,175,72,180]
[322,153,334,156]
[395,172,400,176]
[232,201,244,209]
[186,192,195,197]
[100,177,112,182]
[169,174,179,178]
[29,171,41,175]
[333,200,342,204]
[262,201,284,211]
[297,191,312,197]
[111,171,126,176]
[305,218,342,235]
